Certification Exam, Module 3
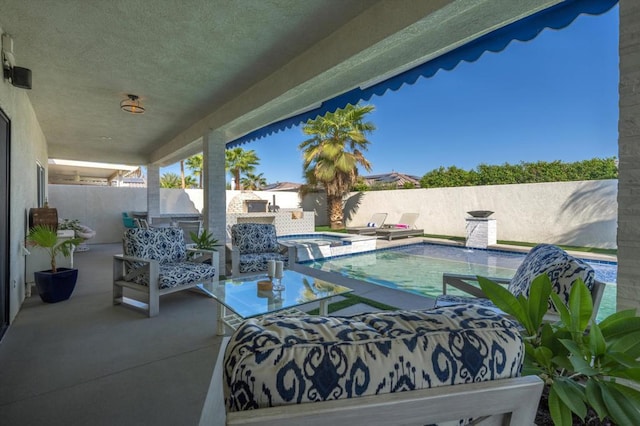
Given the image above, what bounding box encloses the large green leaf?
[478,276,532,331]
[610,381,640,407]
[549,385,575,426]
[600,380,640,425]
[560,339,598,376]
[585,380,608,421]
[551,292,572,328]
[532,346,554,370]
[553,377,587,420]
[527,274,552,329]
[607,330,640,359]
[600,316,640,340]
[598,309,636,328]
[567,279,593,332]
[588,322,606,358]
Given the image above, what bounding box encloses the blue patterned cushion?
[507,244,594,312]
[123,227,216,289]
[238,253,289,273]
[131,262,217,289]
[123,228,187,264]
[231,223,279,255]
[223,305,523,413]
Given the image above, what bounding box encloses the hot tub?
[279,232,377,262]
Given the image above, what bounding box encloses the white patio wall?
[334,179,617,249]
[47,187,303,244]
[2,76,49,322]
[49,180,617,248]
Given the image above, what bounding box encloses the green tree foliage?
[160,172,181,188]
[241,172,267,190]
[186,154,203,188]
[420,157,618,188]
[225,147,260,190]
[299,104,376,229]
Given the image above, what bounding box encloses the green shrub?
[479,275,640,425]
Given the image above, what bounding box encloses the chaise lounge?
[375,212,424,241]
[200,304,542,425]
[345,212,387,235]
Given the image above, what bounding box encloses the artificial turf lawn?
[306,293,398,315]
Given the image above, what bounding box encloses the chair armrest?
[113,254,159,282]
[442,273,511,297]
[186,248,217,263]
[228,245,240,276]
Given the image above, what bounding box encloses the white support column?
[147,164,160,220]
[203,130,227,276]
[617,0,640,312]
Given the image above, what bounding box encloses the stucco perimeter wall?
[48,187,304,244]
[321,180,616,249]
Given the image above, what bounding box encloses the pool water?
[306,243,617,321]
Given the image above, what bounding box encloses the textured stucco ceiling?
[0,0,559,167]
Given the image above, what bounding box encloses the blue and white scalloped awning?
[227,0,618,148]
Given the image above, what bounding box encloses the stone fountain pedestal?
[465,211,496,248]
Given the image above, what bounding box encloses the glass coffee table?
[210,270,352,335]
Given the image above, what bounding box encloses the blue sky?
[164,6,618,185]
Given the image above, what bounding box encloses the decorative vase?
[34,268,78,303]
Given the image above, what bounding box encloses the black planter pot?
[34,268,78,303]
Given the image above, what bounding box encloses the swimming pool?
[305,243,617,320]
[279,233,377,262]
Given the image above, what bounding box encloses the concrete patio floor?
[0,237,435,426]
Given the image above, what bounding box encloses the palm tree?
[299,104,375,229]
[160,172,181,188]
[185,154,203,188]
[180,160,186,189]
[241,172,267,190]
[225,147,260,190]
[183,175,198,188]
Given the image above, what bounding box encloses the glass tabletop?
[211,270,352,319]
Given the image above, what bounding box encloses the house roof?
[262,182,302,192]
[363,172,421,187]
[0,0,578,168]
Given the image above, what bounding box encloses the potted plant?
[26,224,83,303]
[189,228,220,251]
[479,274,640,425]
[188,229,221,273]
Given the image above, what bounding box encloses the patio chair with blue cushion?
[229,223,288,276]
[200,304,543,425]
[113,227,218,317]
[435,243,606,323]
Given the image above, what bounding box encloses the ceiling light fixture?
[120,94,145,114]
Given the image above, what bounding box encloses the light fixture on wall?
[2,33,32,90]
[120,94,145,114]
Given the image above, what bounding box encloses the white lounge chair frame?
[346,212,388,235]
[199,337,544,426]
[376,212,424,241]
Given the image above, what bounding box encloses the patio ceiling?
[0,0,565,168]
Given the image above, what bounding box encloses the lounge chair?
[228,223,288,276]
[345,212,387,235]
[375,212,424,240]
[200,305,542,425]
[434,244,606,323]
[113,227,218,317]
